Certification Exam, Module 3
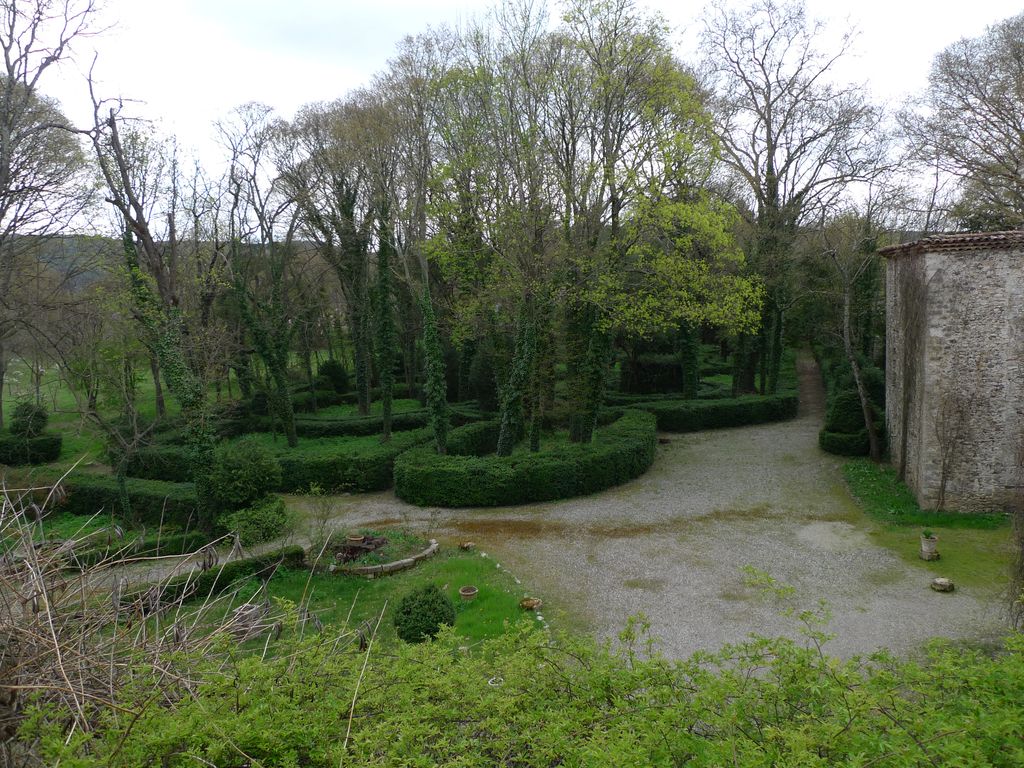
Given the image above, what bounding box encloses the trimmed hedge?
[0,433,62,465]
[70,530,209,570]
[818,429,870,457]
[636,393,798,432]
[271,410,430,439]
[269,428,434,494]
[58,474,199,529]
[145,545,306,604]
[125,444,192,482]
[222,496,293,546]
[393,410,656,507]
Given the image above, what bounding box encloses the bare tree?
[0,0,98,425]
[902,11,1024,230]
[700,0,885,393]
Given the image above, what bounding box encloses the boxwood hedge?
[393,410,656,507]
[818,429,870,457]
[125,444,193,482]
[0,433,62,465]
[635,393,798,432]
[69,530,209,570]
[58,474,199,529]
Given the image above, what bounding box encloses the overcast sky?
[44,0,1022,162]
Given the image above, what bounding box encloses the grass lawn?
[190,547,536,648]
[843,459,1015,590]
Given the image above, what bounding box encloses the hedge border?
[635,393,799,432]
[819,429,870,457]
[58,474,199,529]
[0,433,62,465]
[393,410,657,508]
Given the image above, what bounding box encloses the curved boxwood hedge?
[393,410,656,507]
[636,393,798,432]
[0,433,62,465]
[125,444,193,482]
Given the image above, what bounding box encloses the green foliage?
[9,400,49,437]
[125,444,192,482]
[824,389,871,434]
[843,459,1008,529]
[818,429,869,456]
[394,583,457,643]
[468,342,499,412]
[256,410,431,439]
[619,352,684,394]
[394,411,656,507]
[30,622,1024,767]
[421,291,449,453]
[317,358,350,393]
[638,393,798,432]
[206,437,283,513]
[0,433,62,465]
[252,428,433,494]
[58,474,199,529]
[222,495,293,546]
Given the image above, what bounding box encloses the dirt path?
[291,357,1008,658]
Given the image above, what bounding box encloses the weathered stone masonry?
[881,231,1024,511]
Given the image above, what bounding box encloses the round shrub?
[222,495,293,546]
[824,390,869,434]
[207,437,283,512]
[318,358,350,394]
[819,429,870,456]
[393,584,456,644]
[10,401,48,437]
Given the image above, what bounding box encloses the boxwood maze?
[393,410,657,507]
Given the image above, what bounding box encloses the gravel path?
[293,358,1008,658]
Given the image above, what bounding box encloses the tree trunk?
[149,353,166,420]
[766,303,784,395]
[842,284,881,461]
[420,290,449,454]
[496,310,535,456]
[678,321,700,400]
[0,340,6,430]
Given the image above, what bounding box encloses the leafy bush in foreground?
[27,624,1024,767]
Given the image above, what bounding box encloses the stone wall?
[886,243,1024,511]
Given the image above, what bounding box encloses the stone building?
[881,231,1024,512]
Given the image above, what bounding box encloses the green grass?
[337,528,430,566]
[702,373,732,386]
[198,548,534,647]
[843,459,1014,591]
[842,459,1009,529]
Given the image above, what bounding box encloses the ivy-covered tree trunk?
[731,333,758,396]
[375,207,397,442]
[678,321,700,400]
[496,308,536,457]
[149,354,166,419]
[420,290,449,454]
[351,293,372,417]
[571,323,611,445]
[765,301,784,395]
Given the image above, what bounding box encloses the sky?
[43,0,1023,163]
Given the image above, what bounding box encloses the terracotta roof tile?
[878,230,1024,257]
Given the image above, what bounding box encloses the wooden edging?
[338,539,439,578]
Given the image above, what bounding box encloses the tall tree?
[903,11,1024,230]
[0,0,96,425]
[700,0,884,393]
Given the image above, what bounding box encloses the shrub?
[318,358,350,393]
[58,474,199,528]
[394,584,456,643]
[636,393,798,432]
[207,437,282,512]
[818,429,869,456]
[10,401,48,437]
[222,496,293,546]
[271,428,433,493]
[824,389,870,434]
[0,434,62,465]
[394,411,656,507]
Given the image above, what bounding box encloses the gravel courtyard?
[300,358,1010,658]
